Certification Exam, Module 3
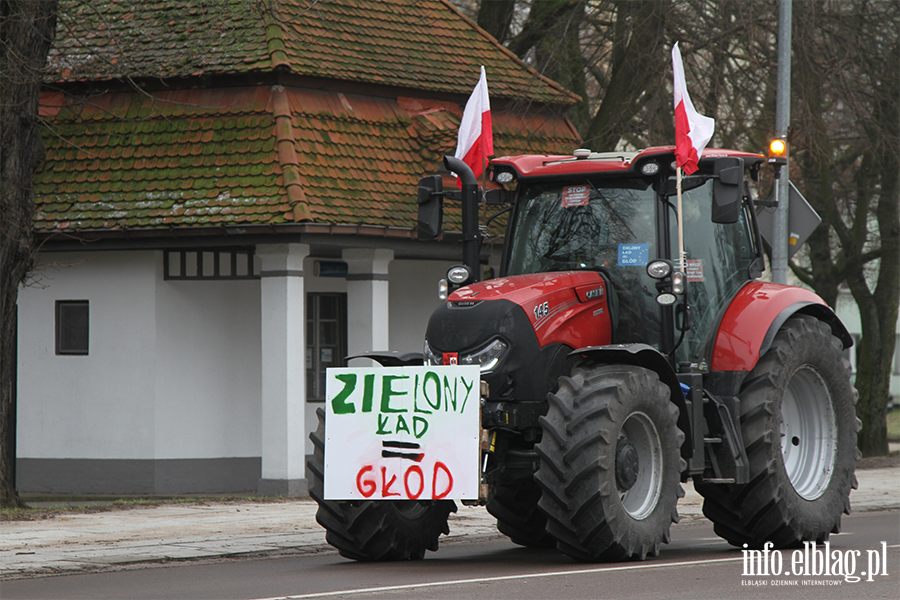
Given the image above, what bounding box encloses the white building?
[14,0,581,495]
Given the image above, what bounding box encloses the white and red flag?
[454,66,493,184]
[672,42,714,175]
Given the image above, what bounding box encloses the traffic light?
[768,138,787,178]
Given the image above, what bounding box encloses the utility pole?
[772,0,792,284]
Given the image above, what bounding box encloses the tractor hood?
[425,270,614,403]
[450,271,604,305]
[438,271,612,350]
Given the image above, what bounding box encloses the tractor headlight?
[447,264,473,285]
[425,338,509,372]
[646,259,673,279]
[423,339,442,366]
[460,338,509,373]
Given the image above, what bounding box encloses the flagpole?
[676,166,686,272]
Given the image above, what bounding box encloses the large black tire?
[307,408,457,561]
[696,314,859,548]
[534,364,685,561]
[486,480,556,548]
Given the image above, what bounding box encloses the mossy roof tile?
[48,0,576,106]
[36,3,581,234]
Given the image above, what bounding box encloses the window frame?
[55,300,90,355]
[306,292,348,402]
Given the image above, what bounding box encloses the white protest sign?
[324,366,480,500]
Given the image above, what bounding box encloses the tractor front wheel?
[486,479,556,548]
[535,364,685,561]
[307,408,456,561]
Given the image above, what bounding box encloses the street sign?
[757,181,822,259]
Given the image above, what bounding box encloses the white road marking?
[253,555,745,600]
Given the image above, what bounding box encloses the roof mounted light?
[495,170,515,184]
[573,148,591,159]
[641,162,660,176]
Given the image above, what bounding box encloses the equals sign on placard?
[382,441,424,462]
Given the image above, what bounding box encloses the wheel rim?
[780,366,837,500]
[617,411,663,520]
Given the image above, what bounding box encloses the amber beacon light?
[768,138,787,166]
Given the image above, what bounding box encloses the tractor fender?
[568,343,689,446]
[711,281,853,372]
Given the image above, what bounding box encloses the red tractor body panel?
[491,146,763,178]
[712,281,830,372]
[449,271,612,349]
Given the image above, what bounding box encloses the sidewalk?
[2,464,897,579]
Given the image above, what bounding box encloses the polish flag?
[455,66,493,185]
[672,42,714,175]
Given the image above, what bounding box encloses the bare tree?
[1,0,59,508]
[790,0,899,457]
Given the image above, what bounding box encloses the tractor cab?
[421,147,766,373]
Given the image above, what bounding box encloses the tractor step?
[702,478,736,484]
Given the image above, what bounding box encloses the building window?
[164,248,257,280]
[56,300,89,355]
[306,293,347,402]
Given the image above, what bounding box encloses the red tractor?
[308,147,858,562]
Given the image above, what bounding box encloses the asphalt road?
[3,510,898,600]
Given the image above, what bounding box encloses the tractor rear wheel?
[695,315,859,548]
[535,364,685,561]
[307,408,456,561]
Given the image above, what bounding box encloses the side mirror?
[417,175,443,240]
[483,189,513,205]
[711,157,743,224]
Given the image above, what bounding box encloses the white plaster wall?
[17,251,158,459]
[17,251,458,466]
[389,259,454,354]
[154,269,261,459]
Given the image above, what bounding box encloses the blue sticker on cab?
[618,243,649,266]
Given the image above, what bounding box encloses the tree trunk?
[531,1,588,133]
[476,0,517,45]
[583,0,669,149]
[855,35,900,457]
[791,0,899,457]
[0,0,59,508]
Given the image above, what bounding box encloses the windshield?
[670,179,756,363]
[506,179,661,347]
[506,180,657,274]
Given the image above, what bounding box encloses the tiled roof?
[34,86,579,232]
[48,0,578,106]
